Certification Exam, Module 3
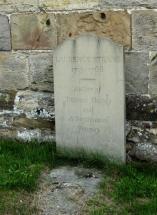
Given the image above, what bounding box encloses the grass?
[84,163,157,215]
[0,139,55,214]
[1,140,157,214]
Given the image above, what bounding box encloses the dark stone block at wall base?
[126,95,157,121]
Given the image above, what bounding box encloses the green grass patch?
[85,163,157,215]
[1,140,157,214]
[0,190,39,215]
[0,139,55,214]
[0,139,55,191]
[56,147,157,214]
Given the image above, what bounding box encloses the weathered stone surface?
[0,112,14,128]
[149,52,157,95]
[0,127,55,142]
[0,15,11,51]
[14,91,54,119]
[0,91,16,110]
[57,11,131,47]
[126,121,157,162]
[127,121,152,143]
[132,11,157,50]
[130,142,157,162]
[0,0,38,12]
[39,0,99,10]
[54,35,125,162]
[0,53,29,90]
[13,116,55,130]
[125,52,149,94]
[11,14,57,50]
[28,52,53,92]
[0,128,17,139]
[39,0,157,10]
[17,128,55,142]
[127,120,157,145]
[100,0,157,8]
[1,0,157,13]
[126,95,157,121]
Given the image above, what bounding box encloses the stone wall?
[1,0,157,161]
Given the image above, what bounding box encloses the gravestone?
[53,35,125,162]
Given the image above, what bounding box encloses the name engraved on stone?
[68,116,108,123]
[72,66,104,74]
[78,126,100,134]
[54,35,125,162]
[73,86,100,93]
[66,96,87,104]
[53,56,121,64]
[92,96,111,105]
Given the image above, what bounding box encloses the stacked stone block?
[0,0,157,161]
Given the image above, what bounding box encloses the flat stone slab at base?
[34,166,102,215]
[54,35,125,162]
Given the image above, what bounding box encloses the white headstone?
[53,35,125,162]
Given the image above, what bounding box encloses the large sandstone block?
[125,52,149,94]
[0,15,11,51]
[0,53,29,90]
[28,52,53,92]
[11,14,57,50]
[57,11,131,47]
[132,11,157,50]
